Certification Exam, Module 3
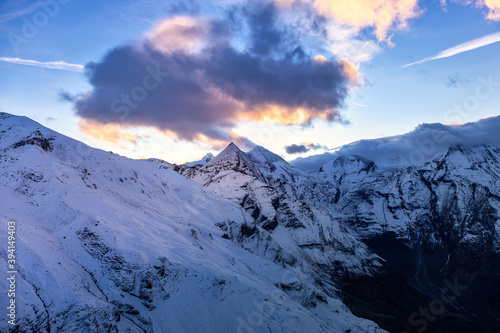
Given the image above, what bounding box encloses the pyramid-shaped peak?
[224,142,240,152]
[204,142,244,166]
[202,142,267,181]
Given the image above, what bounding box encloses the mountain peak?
[199,141,268,182]
[204,142,244,166]
[205,142,242,163]
[430,144,500,170]
[224,142,240,152]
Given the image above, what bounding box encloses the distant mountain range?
[1,112,499,332]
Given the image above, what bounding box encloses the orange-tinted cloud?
[146,16,211,54]
[483,0,500,20]
[313,55,328,64]
[446,0,500,21]
[340,59,362,85]
[243,103,333,125]
[312,56,361,85]
[79,119,138,144]
[275,0,422,42]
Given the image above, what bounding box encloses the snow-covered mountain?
[175,142,500,332]
[2,112,499,332]
[0,113,384,332]
[183,153,214,167]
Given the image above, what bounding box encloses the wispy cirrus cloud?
[403,31,500,67]
[0,57,84,72]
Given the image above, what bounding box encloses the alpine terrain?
[1,112,499,332]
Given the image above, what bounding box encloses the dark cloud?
[285,144,309,154]
[285,142,328,154]
[70,3,353,146]
[246,3,282,56]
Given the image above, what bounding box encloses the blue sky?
[0,0,499,164]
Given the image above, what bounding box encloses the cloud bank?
[291,115,500,170]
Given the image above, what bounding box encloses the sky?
[0,0,499,165]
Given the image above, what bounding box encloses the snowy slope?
[0,113,384,333]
